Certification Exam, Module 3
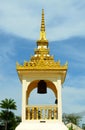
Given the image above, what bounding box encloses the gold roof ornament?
[37,9,48,47]
[40,9,46,40]
[41,9,45,32]
[16,9,68,84]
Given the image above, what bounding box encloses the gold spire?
[41,9,45,32]
[40,9,46,40]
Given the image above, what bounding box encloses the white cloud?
[0,40,16,77]
[0,74,22,115]
[62,80,85,113]
[0,0,85,40]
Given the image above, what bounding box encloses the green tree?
[82,124,85,130]
[0,98,17,110]
[63,113,81,126]
[8,115,21,130]
[0,98,17,130]
[15,116,21,126]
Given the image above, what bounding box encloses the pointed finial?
[41,9,45,32]
[40,9,46,40]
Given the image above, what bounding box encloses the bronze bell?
[37,80,47,94]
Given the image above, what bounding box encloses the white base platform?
[15,120,68,130]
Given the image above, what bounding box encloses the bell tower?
[15,9,68,130]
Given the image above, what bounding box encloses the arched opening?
[26,80,58,120]
[26,80,58,103]
[28,87,55,105]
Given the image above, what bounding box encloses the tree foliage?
[0,98,17,110]
[0,98,21,130]
[63,113,82,126]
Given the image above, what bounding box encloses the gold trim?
[16,61,68,71]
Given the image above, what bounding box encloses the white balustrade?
[26,105,58,120]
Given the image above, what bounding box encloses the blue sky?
[0,0,85,124]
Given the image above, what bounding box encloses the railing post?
[54,108,57,119]
[28,107,30,120]
[32,107,34,120]
[45,107,47,119]
[40,108,42,119]
[36,107,38,120]
[48,109,52,119]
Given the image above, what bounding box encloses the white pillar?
[57,77,62,122]
[22,79,27,122]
